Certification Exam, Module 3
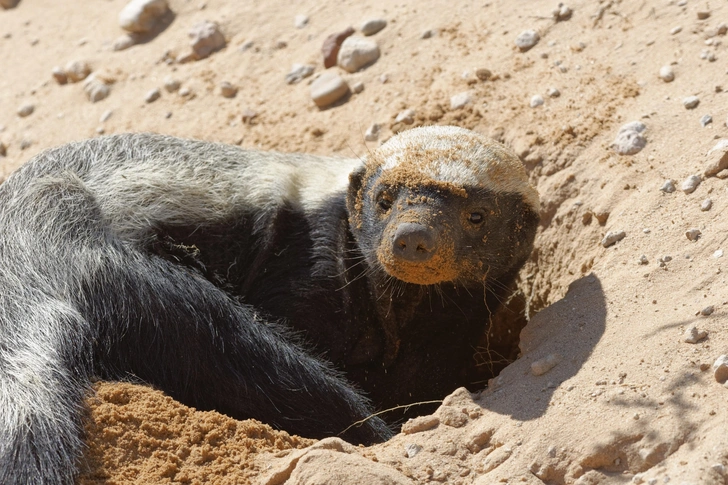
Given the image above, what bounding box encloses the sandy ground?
[2,0,728,483]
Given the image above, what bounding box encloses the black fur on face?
[347,166,539,288]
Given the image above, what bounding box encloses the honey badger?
[0,125,539,484]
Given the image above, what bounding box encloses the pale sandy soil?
[1,0,727,483]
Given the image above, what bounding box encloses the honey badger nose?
[392,222,436,262]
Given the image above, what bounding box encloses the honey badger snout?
[392,222,437,262]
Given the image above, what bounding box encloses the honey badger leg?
[0,174,391,484]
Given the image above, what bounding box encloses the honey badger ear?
[346,165,367,229]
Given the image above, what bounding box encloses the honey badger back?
[0,126,539,484]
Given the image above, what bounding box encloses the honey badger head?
[347,126,540,287]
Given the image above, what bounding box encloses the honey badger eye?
[468,212,484,224]
[377,196,393,212]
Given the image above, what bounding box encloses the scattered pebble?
[241,108,257,124]
[378,73,389,83]
[515,29,540,52]
[404,443,422,458]
[700,114,713,127]
[670,26,682,35]
[699,49,716,62]
[52,66,68,85]
[118,0,169,34]
[697,11,711,20]
[714,249,723,258]
[704,139,728,177]
[163,76,181,92]
[321,27,354,68]
[601,230,626,247]
[294,14,309,29]
[178,86,191,97]
[351,81,364,94]
[364,123,380,142]
[83,75,110,103]
[659,255,672,264]
[531,354,561,376]
[639,255,649,265]
[685,228,701,241]
[451,92,472,110]
[547,87,561,97]
[530,94,544,108]
[337,36,380,73]
[421,29,437,39]
[681,174,701,194]
[361,18,387,36]
[660,179,676,193]
[1,0,20,8]
[701,305,715,316]
[395,109,415,124]
[684,326,708,343]
[658,65,674,82]
[219,81,237,98]
[19,138,32,150]
[475,68,492,81]
[310,71,349,108]
[612,121,647,155]
[0,142,6,157]
[188,20,226,60]
[65,60,91,83]
[712,355,728,383]
[284,63,314,84]
[553,4,573,21]
[701,199,712,211]
[683,96,700,109]
[17,103,34,117]
[99,110,113,122]
[145,87,161,103]
[112,34,136,51]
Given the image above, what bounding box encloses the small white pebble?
[714,249,723,258]
[99,110,113,123]
[639,255,649,265]
[450,92,472,110]
[145,88,161,103]
[163,76,181,92]
[684,326,708,343]
[701,305,715,316]
[659,65,674,82]
[395,109,416,124]
[547,87,560,98]
[681,174,701,194]
[17,103,35,117]
[683,96,700,109]
[351,81,364,94]
[404,443,422,458]
[602,230,626,248]
[700,114,713,127]
[660,180,676,193]
[701,199,712,211]
[515,29,540,51]
[364,123,380,142]
[530,94,544,108]
[670,26,682,35]
[712,355,728,383]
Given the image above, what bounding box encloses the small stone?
[701,199,712,211]
[714,249,723,258]
[660,180,676,193]
[119,0,169,34]
[189,21,226,59]
[639,255,649,265]
[273,40,287,50]
[310,71,349,108]
[531,354,561,376]
[421,29,437,39]
[52,67,68,85]
[96,126,105,135]
[337,36,380,73]
[1,0,20,8]
[700,115,713,127]
[553,4,573,21]
[530,94,544,108]
[379,73,389,84]
[475,68,492,81]
[612,121,647,155]
[322,27,354,69]
[145,87,161,103]
[351,81,364,94]
[681,174,701,194]
[241,109,257,124]
[451,92,472,110]
[515,29,540,51]
[712,355,728,383]
[284,63,314,84]
[219,81,237,98]
[294,14,308,29]
[0,142,6,157]
[659,65,674,82]
[670,26,683,35]
[697,11,711,20]
[178,86,191,97]
[602,230,626,247]
[401,415,439,434]
[83,75,111,103]
[704,139,728,176]
[17,103,34,117]
[547,87,560,97]
[364,123,380,142]
[404,443,422,458]
[19,138,32,150]
[65,60,91,83]
[684,326,708,343]
[395,109,415,124]
[112,34,136,51]
[683,96,700,109]
[701,306,715,316]
[361,18,387,36]
[659,255,672,263]
[163,76,181,92]
[685,228,701,241]
[99,110,113,123]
